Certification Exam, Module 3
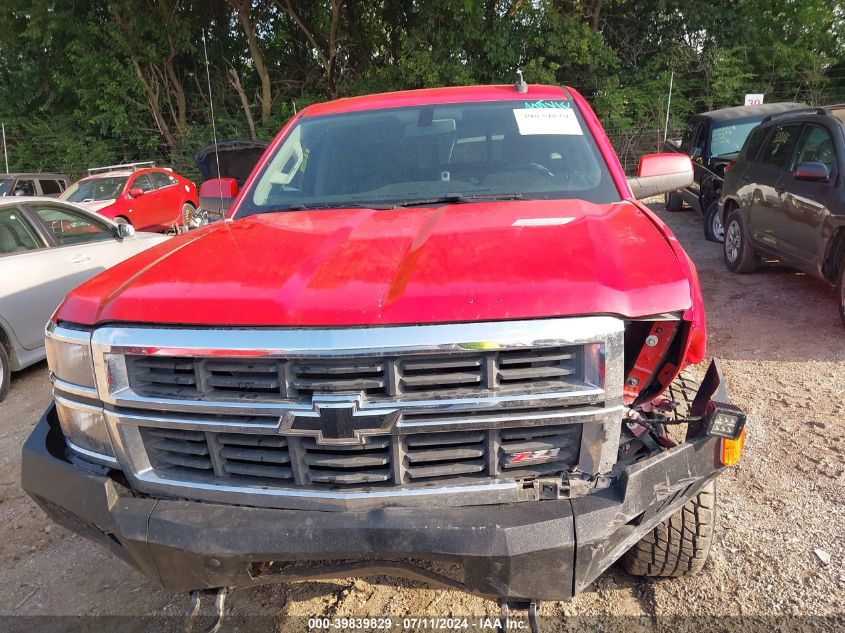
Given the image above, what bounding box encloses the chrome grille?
[403,431,487,481]
[206,360,281,395]
[291,360,387,397]
[132,358,197,389]
[125,345,584,402]
[141,428,212,473]
[137,424,582,490]
[497,348,578,385]
[302,437,392,485]
[217,433,293,482]
[91,318,626,509]
[399,357,483,393]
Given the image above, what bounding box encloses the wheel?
[0,344,10,402]
[837,253,845,328]
[623,480,716,577]
[664,191,683,212]
[723,209,757,273]
[181,203,205,229]
[114,216,131,225]
[704,200,724,242]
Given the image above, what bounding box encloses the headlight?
[55,396,115,462]
[45,323,95,389]
[46,323,116,463]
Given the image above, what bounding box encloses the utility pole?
[663,71,674,143]
[1,123,7,174]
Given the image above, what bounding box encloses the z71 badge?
[504,447,561,466]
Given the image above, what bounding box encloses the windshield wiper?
[253,201,396,214]
[395,193,523,207]
[250,193,523,215]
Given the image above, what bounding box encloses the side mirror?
[793,162,829,182]
[627,153,694,200]
[116,223,135,239]
[128,187,145,198]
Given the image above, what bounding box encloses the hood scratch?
[385,206,446,304]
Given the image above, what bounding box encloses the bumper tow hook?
[498,599,541,633]
[185,587,229,633]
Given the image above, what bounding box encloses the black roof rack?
[697,102,805,122]
[762,104,845,124]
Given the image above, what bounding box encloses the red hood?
[57,200,694,327]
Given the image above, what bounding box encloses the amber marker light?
[720,427,746,466]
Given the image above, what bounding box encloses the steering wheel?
[524,162,556,179]
[524,162,595,191]
[506,162,557,187]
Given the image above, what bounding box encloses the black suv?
[719,105,845,326]
[664,103,805,241]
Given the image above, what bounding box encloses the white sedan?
[0,197,168,399]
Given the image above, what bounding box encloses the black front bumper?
[22,407,724,601]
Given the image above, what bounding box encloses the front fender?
[634,202,706,367]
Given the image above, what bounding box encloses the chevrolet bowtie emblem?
[279,395,400,445]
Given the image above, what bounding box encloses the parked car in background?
[664,102,805,241]
[719,104,845,326]
[194,139,268,225]
[0,173,69,197]
[0,197,168,399]
[59,162,198,232]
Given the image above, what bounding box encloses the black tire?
[664,191,683,212]
[0,343,10,402]
[704,200,724,243]
[114,215,131,226]
[837,253,845,329]
[623,480,716,577]
[723,209,757,273]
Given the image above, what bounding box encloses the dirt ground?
[1,203,843,631]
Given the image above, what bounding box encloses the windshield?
[0,179,11,196]
[61,177,127,202]
[237,100,619,217]
[710,120,763,157]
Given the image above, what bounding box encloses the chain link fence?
[1,125,677,184]
[608,128,678,175]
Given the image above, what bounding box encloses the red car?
[60,163,198,232]
[25,83,745,623]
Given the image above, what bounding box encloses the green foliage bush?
[0,0,842,179]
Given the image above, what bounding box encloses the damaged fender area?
[572,439,721,594]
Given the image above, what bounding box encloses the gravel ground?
[0,203,843,632]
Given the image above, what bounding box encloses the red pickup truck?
[22,83,745,624]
